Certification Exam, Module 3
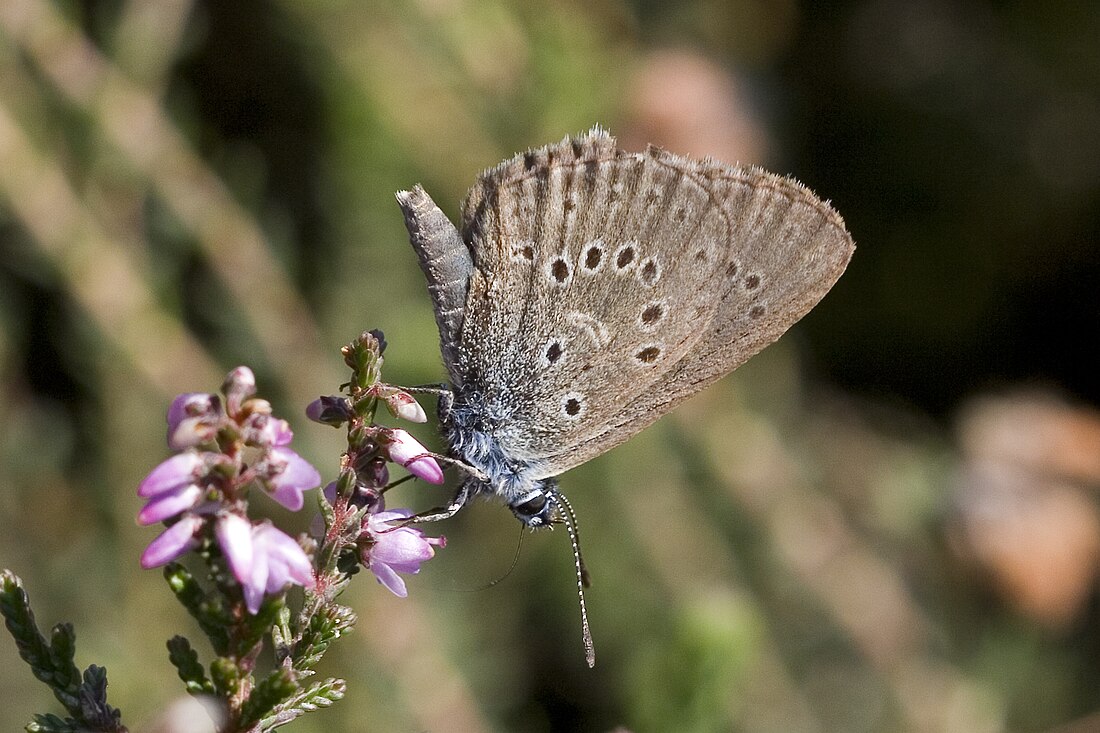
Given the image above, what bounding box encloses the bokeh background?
[2,0,1100,731]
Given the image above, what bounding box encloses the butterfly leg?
[400,480,474,525]
[398,383,455,421]
[426,453,488,482]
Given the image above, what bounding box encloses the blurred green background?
[2,0,1100,731]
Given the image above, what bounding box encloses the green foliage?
[166,636,215,696]
[1,572,125,732]
[209,656,243,702]
[257,678,347,733]
[239,668,298,730]
[164,564,231,655]
[291,603,357,672]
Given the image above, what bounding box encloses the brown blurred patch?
[953,392,1100,628]
[620,49,769,165]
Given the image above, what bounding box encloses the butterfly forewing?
[456,131,732,460]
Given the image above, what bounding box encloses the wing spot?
[512,242,535,261]
[744,273,761,290]
[615,243,637,270]
[673,206,688,223]
[640,303,665,326]
[543,339,565,366]
[726,261,739,277]
[550,258,571,284]
[583,242,604,271]
[639,258,660,286]
[749,305,766,319]
[561,392,585,420]
[569,311,610,348]
[694,249,708,262]
[636,346,661,364]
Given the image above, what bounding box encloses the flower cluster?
[137,367,322,613]
[138,344,450,615]
[306,364,447,597]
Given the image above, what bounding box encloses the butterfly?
[396,127,854,664]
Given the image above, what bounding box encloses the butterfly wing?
[455,129,737,459]
[452,128,853,475]
[533,150,855,474]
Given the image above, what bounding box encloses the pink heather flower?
[140,515,205,568]
[383,390,427,423]
[138,452,205,498]
[362,509,445,598]
[216,513,254,584]
[137,452,211,525]
[262,447,321,511]
[138,484,204,525]
[383,429,444,484]
[217,514,314,614]
[265,417,293,446]
[167,393,221,450]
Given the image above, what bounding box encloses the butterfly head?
[507,478,560,528]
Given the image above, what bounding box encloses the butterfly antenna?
[554,491,595,667]
[478,524,525,589]
[444,525,525,591]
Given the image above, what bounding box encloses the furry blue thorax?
[443,390,559,527]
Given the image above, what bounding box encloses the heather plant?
[1,331,444,732]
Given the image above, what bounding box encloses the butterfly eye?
[513,492,548,517]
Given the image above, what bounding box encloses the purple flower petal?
[255,524,314,589]
[370,561,409,597]
[363,509,444,596]
[216,513,254,585]
[371,524,439,571]
[306,396,351,427]
[267,418,294,447]
[266,447,321,511]
[243,546,269,614]
[138,452,204,498]
[137,484,203,525]
[384,429,445,484]
[223,523,316,613]
[140,515,205,568]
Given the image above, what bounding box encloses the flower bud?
[383,390,427,423]
[166,393,221,450]
[306,395,353,427]
[382,429,444,484]
[222,366,257,417]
